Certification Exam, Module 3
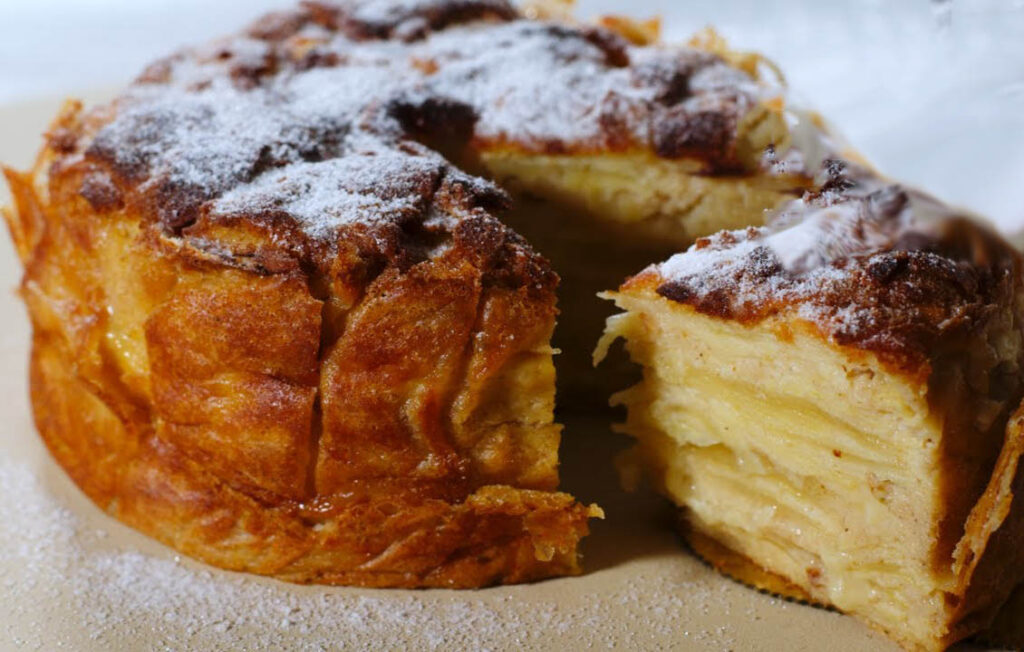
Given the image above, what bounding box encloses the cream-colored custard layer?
[603,289,955,647]
[480,151,807,247]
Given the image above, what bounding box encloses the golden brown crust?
[57,0,792,251]
[641,162,1023,376]
[30,328,593,588]
[3,0,834,589]
[8,139,599,586]
[945,407,1024,640]
[5,39,611,584]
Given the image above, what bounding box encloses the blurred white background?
[1,0,1022,231]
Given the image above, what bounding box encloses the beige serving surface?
[0,94,1001,652]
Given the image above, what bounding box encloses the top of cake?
[644,161,1021,372]
[44,0,802,275]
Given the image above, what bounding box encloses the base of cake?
[676,510,818,606]
[678,509,1024,650]
[29,335,601,589]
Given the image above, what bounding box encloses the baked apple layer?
[595,142,1024,647]
[603,293,953,644]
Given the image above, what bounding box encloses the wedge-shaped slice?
[601,163,1024,650]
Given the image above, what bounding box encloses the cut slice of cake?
[600,161,1024,650]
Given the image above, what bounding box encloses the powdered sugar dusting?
[0,456,762,651]
[211,135,444,238]
[658,170,914,315]
[401,22,767,150]
[88,56,407,228]
[409,21,632,147]
[77,1,801,242]
[652,162,1010,365]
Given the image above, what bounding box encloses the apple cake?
[2,0,838,587]
[601,160,1024,649]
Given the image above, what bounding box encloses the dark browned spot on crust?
[247,10,310,41]
[387,95,479,147]
[630,55,710,105]
[229,52,279,90]
[46,127,78,154]
[579,25,630,67]
[79,172,125,212]
[653,163,1021,372]
[303,0,518,42]
[654,108,736,168]
[866,253,906,283]
[135,57,177,84]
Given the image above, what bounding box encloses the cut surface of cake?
[468,26,832,406]
[601,161,1024,648]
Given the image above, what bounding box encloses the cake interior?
[470,149,808,408]
[601,286,1024,649]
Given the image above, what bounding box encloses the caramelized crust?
[3,0,821,586]
[643,162,1022,375]
[64,0,800,244]
[6,115,601,586]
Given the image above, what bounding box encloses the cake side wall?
[928,278,1024,639]
[1,106,596,588]
[927,264,1024,569]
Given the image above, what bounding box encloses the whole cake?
[601,161,1024,649]
[11,0,1021,646]
[1,0,815,587]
